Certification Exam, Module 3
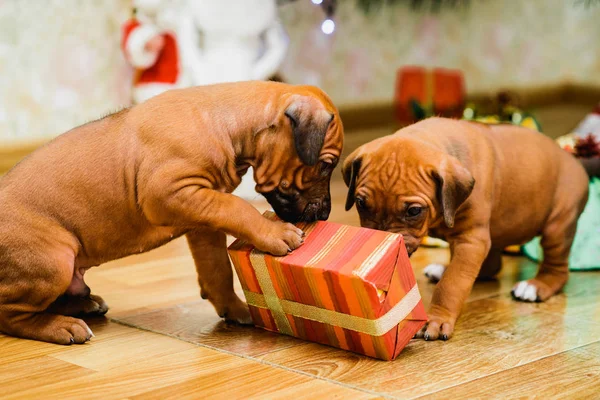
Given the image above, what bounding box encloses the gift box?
[228,212,427,361]
[394,66,465,123]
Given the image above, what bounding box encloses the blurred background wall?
[1,0,599,142]
[279,0,600,105]
[0,0,132,143]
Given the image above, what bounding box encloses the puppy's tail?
[579,158,600,178]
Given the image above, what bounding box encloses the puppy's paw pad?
[423,263,446,282]
[511,281,540,302]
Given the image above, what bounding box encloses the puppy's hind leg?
[0,253,94,344]
[186,228,252,325]
[512,211,578,302]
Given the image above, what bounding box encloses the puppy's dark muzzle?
[262,189,331,223]
[262,189,303,223]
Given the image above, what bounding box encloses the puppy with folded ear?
[343,117,588,341]
[0,81,343,345]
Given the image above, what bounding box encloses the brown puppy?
[0,81,343,344]
[343,117,588,341]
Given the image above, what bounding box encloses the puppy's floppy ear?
[342,155,362,211]
[432,156,475,228]
[285,97,334,166]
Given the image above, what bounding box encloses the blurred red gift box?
[394,66,465,123]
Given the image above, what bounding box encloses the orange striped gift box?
[228,211,427,361]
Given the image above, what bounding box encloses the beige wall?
[1,0,599,143]
[0,0,132,143]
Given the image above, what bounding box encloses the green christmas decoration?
[461,103,543,132]
[409,99,429,121]
[407,91,542,133]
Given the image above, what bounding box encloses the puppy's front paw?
[254,221,304,256]
[414,315,455,341]
[423,263,446,283]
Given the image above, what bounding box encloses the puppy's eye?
[407,206,423,217]
[355,197,366,210]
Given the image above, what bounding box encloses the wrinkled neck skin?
[208,85,293,192]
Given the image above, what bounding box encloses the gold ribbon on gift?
[247,249,421,337]
[249,250,294,335]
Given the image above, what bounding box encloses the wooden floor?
[2,124,600,399]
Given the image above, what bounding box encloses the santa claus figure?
[121,0,288,106]
[121,0,289,198]
[121,0,191,104]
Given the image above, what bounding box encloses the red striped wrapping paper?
[228,212,427,361]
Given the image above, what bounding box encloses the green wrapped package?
[522,177,600,271]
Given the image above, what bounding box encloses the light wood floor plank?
[116,300,304,357]
[51,320,197,372]
[0,335,65,364]
[0,356,95,395]
[419,341,600,399]
[8,346,372,400]
[129,358,376,400]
